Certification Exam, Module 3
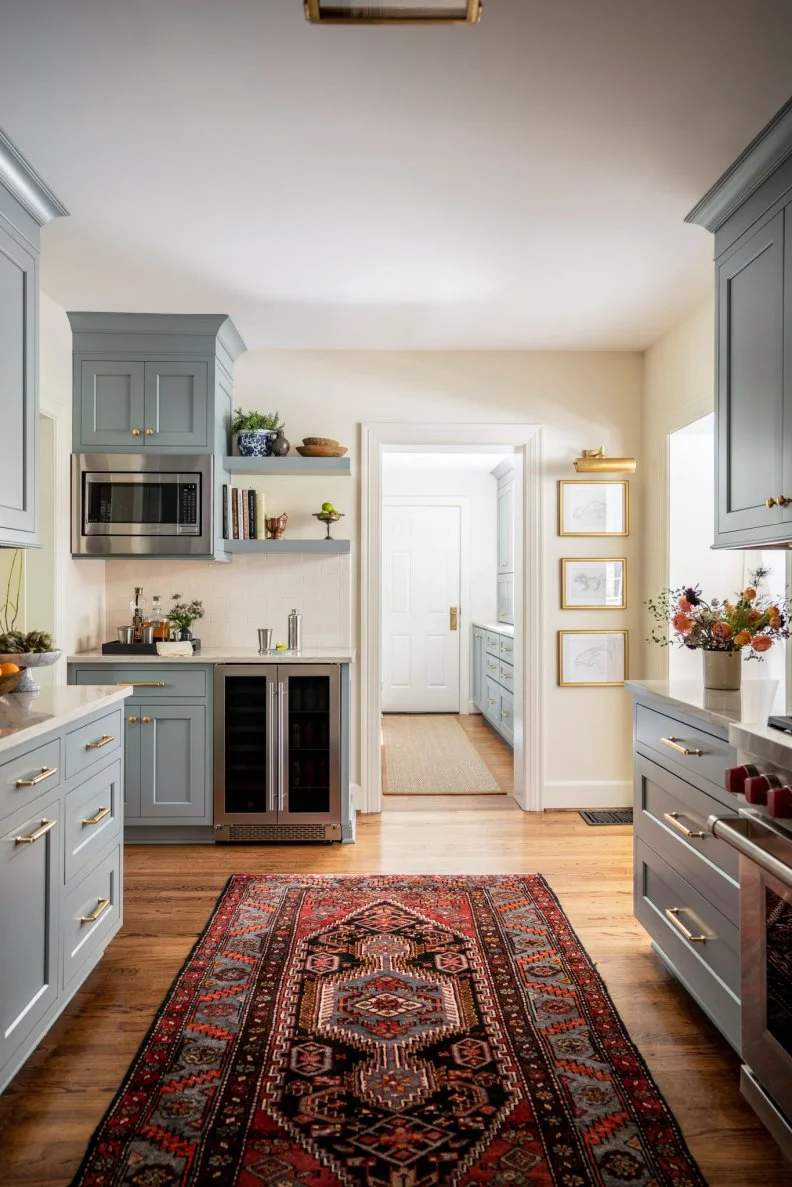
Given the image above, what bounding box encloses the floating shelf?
[223,539,350,554]
[224,456,351,476]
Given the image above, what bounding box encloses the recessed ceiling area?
[1,0,791,351]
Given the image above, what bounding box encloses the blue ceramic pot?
[236,430,275,457]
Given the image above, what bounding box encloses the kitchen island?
[0,683,130,1093]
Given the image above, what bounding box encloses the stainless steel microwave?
[71,454,213,557]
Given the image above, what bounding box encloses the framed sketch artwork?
[561,558,627,610]
[558,630,628,687]
[558,480,629,536]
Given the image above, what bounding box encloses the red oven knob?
[724,765,760,795]
[768,786,792,819]
[744,774,782,805]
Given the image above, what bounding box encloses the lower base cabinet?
[472,624,514,746]
[125,703,208,821]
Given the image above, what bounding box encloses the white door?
[382,503,461,712]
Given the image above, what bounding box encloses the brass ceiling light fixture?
[304,0,482,24]
[573,448,637,474]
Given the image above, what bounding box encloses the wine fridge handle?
[268,679,277,814]
[278,681,287,813]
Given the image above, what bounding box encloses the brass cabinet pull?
[500,668,513,680]
[114,682,166,688]
[142,716,153,724]
[487,662,498,671]
[15,766,58,788]
[128,716,138,724]
[145,428,154,436]
[767,495,791,509]
[665,906,707,944]
[501,709,512,719]
[82,805,111,827]
[473,632,482,638]
[660,736,703,757]
[502,645,513,654]
[131,428,141,436]
[487,698,497,705]
[15,818,56,845]
[663,811,705,839]
[85,734,114,750]
[80,897,110,925]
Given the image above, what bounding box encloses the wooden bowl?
[302,437,340,447]
[0,670,23,696]
[296,445,348,458]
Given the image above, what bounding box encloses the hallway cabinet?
[472,623,514,746]
[0,129,67,548]
[494,463,515,625]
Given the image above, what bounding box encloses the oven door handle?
[709,814,792,890]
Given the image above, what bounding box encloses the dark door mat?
[579,809,633,826]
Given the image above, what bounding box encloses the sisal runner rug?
[383,715,501,793]
[70,874,706,1187]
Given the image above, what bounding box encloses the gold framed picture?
[558,630,629,687]
[561,558,627,610]
[558,480,629,537]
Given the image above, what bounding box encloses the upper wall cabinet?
[0,128,67,548]
[687,97,792,549]
[68,313,245,455]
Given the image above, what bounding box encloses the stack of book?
[223,486,267,540]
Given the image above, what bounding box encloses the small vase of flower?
[647,572,790,691]
[167,595,204,643]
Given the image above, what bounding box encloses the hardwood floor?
[1,803,791,1185]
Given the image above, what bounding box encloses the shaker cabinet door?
[78,360,146,449]
[716,211,786,542]
[0,227,37,544]
[497,478,515,574]
[471,627,484,712]
[139,704,208,818]
[144,361,209,449]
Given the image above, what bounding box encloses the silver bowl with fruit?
[312,502,345,540]
[0,630,62,692]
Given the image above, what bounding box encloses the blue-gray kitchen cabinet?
[0,128,67,547]
[137,702,208,819]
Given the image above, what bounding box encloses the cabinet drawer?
[65,709,122,781]
[483,676,500,723]
[636,835,740,1049]
[62,844,122,991]
[63,760,122,886]
[498,659,514,690]
[0,737,61,818]
[635,704,734,793]
[635,753,739,884]
[74,665,208,698]
[485,632,500,656]
[484,653,500,681]
[499,687,514,744]
[498,635,514,662]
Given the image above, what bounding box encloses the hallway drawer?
[498,659,514,690]
[498,635,515,662]
[65,709,122,780]
[499,688,514,744]
[484,653,500,682]
[635,704,734,794]
[485,631,500,657]
[483,676,500,724]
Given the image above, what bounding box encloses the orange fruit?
[0,663,20,675]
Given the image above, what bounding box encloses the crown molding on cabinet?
[0,126,68,227]
[686,97,792,233]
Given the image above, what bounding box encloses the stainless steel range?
[712,721,792,1161]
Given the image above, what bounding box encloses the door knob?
[449,607,458,631]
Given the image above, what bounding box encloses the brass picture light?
[304,0,482,24]
[573,448,637,474]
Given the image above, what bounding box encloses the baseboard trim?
[542,780,631,810]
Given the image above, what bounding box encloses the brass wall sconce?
[304,0,482,24]
[573,448,637,475]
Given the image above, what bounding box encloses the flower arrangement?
[647,569,789,659]
[167,595,205,634]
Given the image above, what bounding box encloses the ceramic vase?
[703,650,741,691]
[236,430,275,457]
[269,430,290,457]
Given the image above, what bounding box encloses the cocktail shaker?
[288,608,302,651]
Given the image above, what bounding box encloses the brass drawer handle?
[80,897,110,925]
[663,811,705,839]
[82,805,111,827]
[85,734,115,750]
[660,736,703,757]
[487,662,498,671]
[15,818,56,845]
[665,906,707,944]
[474,632,482,638]
[501,668,513,679]
[766,495,791,509]
[502,646,513,654]
[15,766,58,788]
[487,698,497,705]
[501,709,512,719]
[114,682,166,688]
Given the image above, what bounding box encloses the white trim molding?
[361,422,543,815]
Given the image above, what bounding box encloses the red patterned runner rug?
[70,874,707,1186]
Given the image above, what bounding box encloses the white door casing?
[382,502,462,713]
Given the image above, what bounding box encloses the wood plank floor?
[1,779,791,1182]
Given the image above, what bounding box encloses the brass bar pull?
[665,906,707,944]
[487,662,498,671]
[663,811,705,839]
[766,495,791,509]
[15,818,56,845]
[487,698,497,705]
[660,736,703,757]
[85,734,114,750]
[114,682,166,688]
[501,709,512,719]
[502,645,513,654]
[473,632,482,638]
[15,766,58,788]
[501,668,513,680]
[82,806,111,828]
[449,607,458,631]
[80,897,110,925]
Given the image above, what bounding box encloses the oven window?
[766,886,792,1054]
[84,478,197,533]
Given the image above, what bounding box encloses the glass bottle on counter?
[130,587,147,643]
[149,595,169,641]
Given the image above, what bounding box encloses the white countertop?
[472,622,515,638]
[68,647,356,665]
[626,678,782,731]
[0,685,131,755]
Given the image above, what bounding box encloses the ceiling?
[1,0,791,351]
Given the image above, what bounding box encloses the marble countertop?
[0,685,131,755]
[472,622,515,638]
[626,678,782,731]
[68,647,356,665]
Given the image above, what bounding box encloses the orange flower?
[770,617,782,630]
[747,609,762,624]
[672,612,693,634]
[678,597,692,612]
[733,631,751,647]
[769,606,780,617]
[752,635,772,653]
[724,602,735,614]
[712,622,732,642]
[743,587,757,601]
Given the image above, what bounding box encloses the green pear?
[321,502,335,513]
